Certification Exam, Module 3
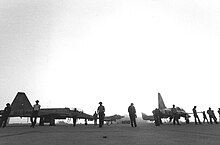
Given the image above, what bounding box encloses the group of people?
[94,102,137,128]
[191,106,219,125]
[4,99,220,128]
[152,104,181,126]
[152,105,220,126]
[5,97,215,128]
[0,100,41,128]
[0,100,137,128]
[174,105,220,125]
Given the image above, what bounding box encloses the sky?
[1,0,220,121]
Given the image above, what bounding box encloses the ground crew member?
[218,108,220,122]
[192,106,202,125]
[85,119,88,125]
[93,111,98,126]
[202,111,209,123]
[72,108,78,127]
[153,108,160,126]
[30,100,41,128]
[0,103,11,128]
[207,107,218,124]
[159,110,163,125]
[212,110,218,124]
[97,102,105,128]
[207,107,214,124]
[185,114,190,124]
[128,103,137,127]
[171,104,180,125]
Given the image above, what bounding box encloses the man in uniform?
[0,103,11,128]
[72,108,78,127]
[93,111,98,126]
[30,100,41,128]
[218,108,220,122]
[171,104,180,125]
[207,107,218,124]
[192,106,202,125]
[97,102,105,128]
[212,110,218,124]
[128,103,137,127]
[207,107,214,124]
[153,108,160,126]
[202,111,209,123]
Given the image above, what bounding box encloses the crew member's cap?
[99,102,102,104]
[131,103,134,105]
[6,103,10,106]
[36,100,39,103]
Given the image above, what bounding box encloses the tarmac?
[1,123,220,145]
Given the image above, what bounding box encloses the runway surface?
[0,123,220,145]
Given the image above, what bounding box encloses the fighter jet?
[142,93,190,123]
[0,92,93,126]
[104,114,124,125]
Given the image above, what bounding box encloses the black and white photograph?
[1,0,220,144]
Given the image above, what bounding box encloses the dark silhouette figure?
[202,111,209,123]
[152,108,160,126]
[192,106,201,125]
[171,104,180,125]
[30,100,41,128]
[0,103,11,128]
[97,102,105,128]
[128,103,137,127]
[72,108,78,127]
[85,119,88,125]
[93,111,98,126]
[185,114,190,124]
[212,110,218,124]
[207,107,218,124]
[218,108,220,122]
[159,110,163,125]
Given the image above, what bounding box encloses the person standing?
[218,108,220,123]
[128,103,137,127]
[72,108,78,127]
[93,111,98,126]
[97,102,105,128]
[30,100,41,128]
[0,103,11,128]
[192,106,202,125]
[202,111,209,123]
[153,108,160,126]
[171,104,180,125]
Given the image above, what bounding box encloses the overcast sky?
[1,0,220,119]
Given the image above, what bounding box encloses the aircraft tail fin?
[158,93,166,110]
[10,92,33,117]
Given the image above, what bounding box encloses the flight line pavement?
[0,123,220,145]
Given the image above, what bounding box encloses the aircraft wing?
[39,108,72,119]
[76,111,94,120]
[39,108,93,120]
[142,113,155,121]
[104,114,124,122]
